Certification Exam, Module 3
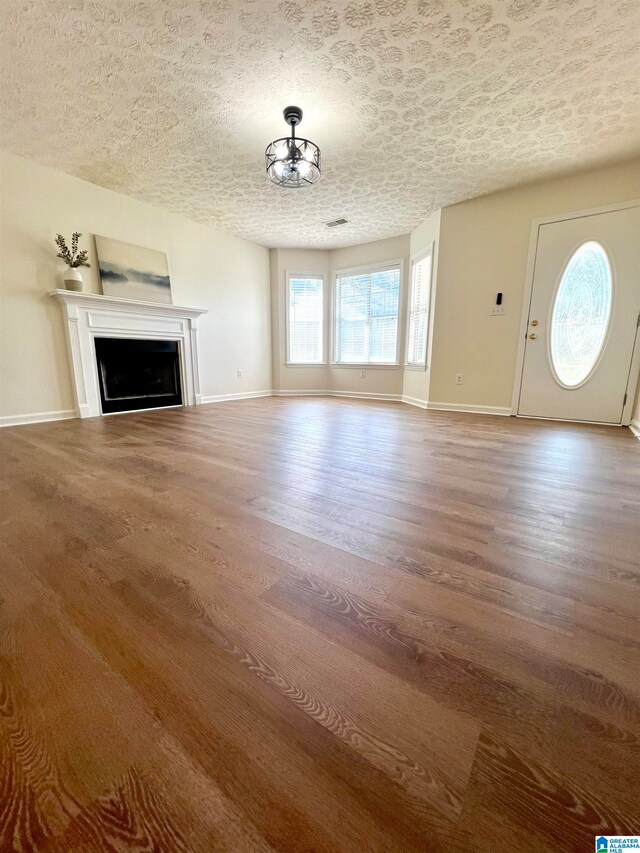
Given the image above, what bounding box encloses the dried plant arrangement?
[55,232,91,268]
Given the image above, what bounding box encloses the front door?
[517,206,640,424]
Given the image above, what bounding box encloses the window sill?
[285,362,328,368]
[331,363,400,370]
[404,363,428,371]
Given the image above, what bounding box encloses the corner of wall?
[269,248,281,391]
[401,208,442,407]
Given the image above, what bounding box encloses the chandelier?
[265,106,321,188]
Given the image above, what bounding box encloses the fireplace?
[51,290,206,418]
[94,337,183,414]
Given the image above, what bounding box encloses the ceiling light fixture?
[265,106,321,188]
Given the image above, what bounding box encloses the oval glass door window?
[549,241,613,387]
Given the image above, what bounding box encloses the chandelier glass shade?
[265,106,321,188]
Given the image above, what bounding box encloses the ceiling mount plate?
[283,105,303,127]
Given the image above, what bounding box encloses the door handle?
[528,333,538,340]
[530,320,539,326]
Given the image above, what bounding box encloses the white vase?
[63,267,84,292]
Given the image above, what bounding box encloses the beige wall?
[270,248,331,393]
[268,162,640,412]
[428,157,640,410]
[4,150,638,424]
[270,234,411,397]
[0,151,272,422]
[402,209,441,406]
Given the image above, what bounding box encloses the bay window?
[406,248,433,368]
[334,263,401,365]
[287,274,324,364]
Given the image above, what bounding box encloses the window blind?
[288,275,324,364]
[406,252,432,367]
[334,265,401,364]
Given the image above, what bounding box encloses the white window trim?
[285,271,327,366]
[404,244,434,371]
[331,259,405,368]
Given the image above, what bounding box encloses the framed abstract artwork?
[95,236,172,304]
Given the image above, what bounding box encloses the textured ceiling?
[1,0,638,248]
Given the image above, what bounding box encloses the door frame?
[511,199,640,424]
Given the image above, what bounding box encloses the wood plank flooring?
[1,397,639,852]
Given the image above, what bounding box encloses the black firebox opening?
[94,337,183,414]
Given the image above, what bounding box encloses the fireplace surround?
[50,290,207,418]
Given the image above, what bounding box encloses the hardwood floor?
[1,398,639,852]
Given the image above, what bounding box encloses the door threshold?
[515,413,623,426]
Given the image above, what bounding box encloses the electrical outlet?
[491,305,505,316]
[360,369,366,378]
[456,373,463,385]
[237,369,243,379]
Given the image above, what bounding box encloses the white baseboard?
[273,390,402,402]
[266,391,511,414]
[426,401,512,417]
[401,395,428,409]
[629,419,640,440]
[271,390,328,397]
[330,391,402,402]
[0,409,77,428]
[200,390,273,404]
[0,393,274,427]
[0,395,516,428]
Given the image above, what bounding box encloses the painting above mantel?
[95,235,173,304]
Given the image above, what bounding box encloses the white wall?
[270,234,411,398]
[0,152,272,422]
[427,157,640,411]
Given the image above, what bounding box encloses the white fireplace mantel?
[50,290,208,418]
